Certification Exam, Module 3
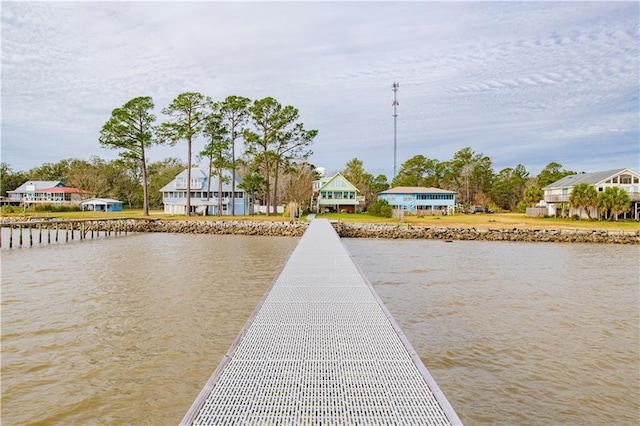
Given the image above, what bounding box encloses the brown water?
[1,233,639,425]
[343,238,640,425]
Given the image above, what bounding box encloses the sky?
[2,1,638,179]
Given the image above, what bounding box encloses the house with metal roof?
[7,181,64,204]
[311,173,363,213]
[542,168,640,219]
[377,186,457,216]
[160,168,246,215]
[7,181,92,206]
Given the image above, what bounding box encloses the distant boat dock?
[181,218,461,425]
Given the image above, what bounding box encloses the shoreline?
[134,220,639,244]
[1,218,638,244]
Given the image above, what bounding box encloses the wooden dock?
[181,219,462,425]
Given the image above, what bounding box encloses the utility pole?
[392,82,399,179]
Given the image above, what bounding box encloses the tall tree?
[220,95,251,215]
[272,118,317,211]
[342,158,373,207]
[370,174,390,197]
[278,162,318,213]
[65,157,109,196]
[159,92,211,216]
[569,182,598,219]
[237,171,267,215]
[244,97,317,215]
[536,162,575,188]
[27,159,73,181]
[442,147,493,204]
[200,104,231,216]
[1,163,27,197]
[392,155,442,188]
[490,165,529,210]
[99,96,157,215]
[147,158,186,208]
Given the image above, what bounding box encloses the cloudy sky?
[2,1,638,178]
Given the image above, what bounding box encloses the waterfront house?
[543,168,640,220]
[7,181,92,206]
[377,186,457,215]
[311,173,363,213]
[160,168,246,215]
[81,198,123,212]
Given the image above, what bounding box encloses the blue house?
[81,198,123,212]
[160,168,246,215]
[377,186,457,215]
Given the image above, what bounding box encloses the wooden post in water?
[19,226,23,247]
[66,224,69,242]
[48,225,51,244]
[29,225,33,247]
[9,226,13,249]
[56,224,59,242]
[38,224,42,244]
[80,222,84,240]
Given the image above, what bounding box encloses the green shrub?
[367,199,392,218]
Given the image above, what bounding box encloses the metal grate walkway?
[181,219,461,425]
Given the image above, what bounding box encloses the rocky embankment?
[2,217,638,243]
[129,219,307,237]
[334,223,640,244]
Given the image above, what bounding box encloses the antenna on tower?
[392,82,399,179]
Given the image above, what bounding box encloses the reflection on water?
[344,238,640,425]
[1,234,638,425]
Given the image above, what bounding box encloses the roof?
[315,173,359,192]
[174,168,208,179]
[379,186,457,195]
[80,198,122,205]
[7,181,65,193]
[159,168,244,192]
[542,168,636,189]
[36,186,91,194]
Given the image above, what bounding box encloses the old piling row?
[2,218,638,247]
[333,223,640,244]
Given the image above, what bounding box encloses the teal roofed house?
[311,173,363,213]
[378,186,457,216]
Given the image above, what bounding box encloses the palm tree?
[598,186,631,221]
[569,183,598,219]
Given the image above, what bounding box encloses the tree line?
[1,91,628,217]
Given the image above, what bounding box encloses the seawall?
[2,218,638,244]
[334,223,640,244]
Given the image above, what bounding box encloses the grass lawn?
[3,209,638,232]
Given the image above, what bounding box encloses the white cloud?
[1,1,638,177]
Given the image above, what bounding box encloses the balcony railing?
[546,192,639,202]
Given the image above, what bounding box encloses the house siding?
[160,169,246,215]
[543,168,640,220]
[378,187,457,215]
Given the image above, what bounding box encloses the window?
[620,174,632,184]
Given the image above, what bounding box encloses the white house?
[7,181,92,206]
[160,168,246,215]
[543,168,640,219]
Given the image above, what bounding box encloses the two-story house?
[7,181,92,206]
[160,168,246,215]
[377,186,457,215]
[311,173,363,213]
[543,168,640,219]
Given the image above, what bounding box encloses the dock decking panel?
[182,219,461,425]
